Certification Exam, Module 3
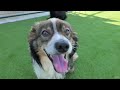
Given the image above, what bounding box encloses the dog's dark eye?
[65,28,70,35]
[41,30,49,37]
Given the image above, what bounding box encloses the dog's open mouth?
[50,54,68,73]
[44,50,68,73]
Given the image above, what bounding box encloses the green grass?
[0,11,120,79]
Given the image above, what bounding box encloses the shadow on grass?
[66,12,120,79]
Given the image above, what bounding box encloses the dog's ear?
[72,32,79,49]
[72,32,78,42]
[28,26,37,44]
[69,31,78,59]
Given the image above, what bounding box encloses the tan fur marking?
[37,48,54,76]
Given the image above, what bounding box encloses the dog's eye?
[65,28,70,35]
[41,30,50,37]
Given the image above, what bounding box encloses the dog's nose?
[55,41,69,53]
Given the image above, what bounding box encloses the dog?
[48,11,67,20]
[28,18,78,79]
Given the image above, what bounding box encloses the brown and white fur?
[28,18,78,79]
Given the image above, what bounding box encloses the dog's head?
[28,18,78,74]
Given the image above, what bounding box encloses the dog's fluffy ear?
[72,32,78,42]
[69,31,78,59]
[28,26,37,44]
[72,32,79,50]
[71,32,78,45]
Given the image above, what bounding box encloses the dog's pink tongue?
[51,55,68,73]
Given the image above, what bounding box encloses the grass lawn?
[0,11,120,79]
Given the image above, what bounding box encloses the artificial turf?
[0,11,120,79]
